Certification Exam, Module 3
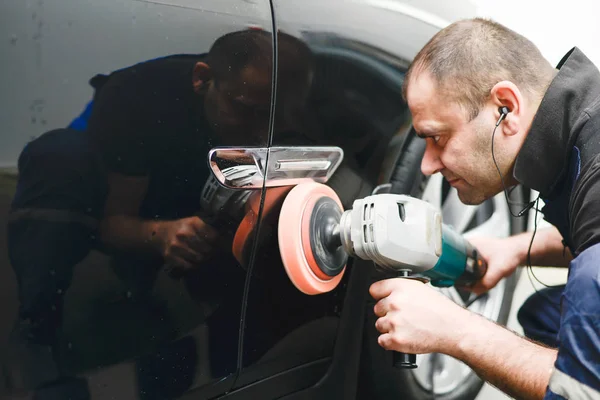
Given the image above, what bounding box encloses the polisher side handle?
[393,269,418,369]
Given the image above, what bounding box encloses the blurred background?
[476,0,600,66]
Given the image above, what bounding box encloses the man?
[370,18,600,399]
[6,28,314,397]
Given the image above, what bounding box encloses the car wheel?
[359,130,527,400]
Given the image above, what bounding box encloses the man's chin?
[455,189,487,206]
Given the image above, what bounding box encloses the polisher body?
[276,184,486,370]
[339,194,487,287]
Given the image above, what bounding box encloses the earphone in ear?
[495,106,510,126]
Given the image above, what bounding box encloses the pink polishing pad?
[278,182,346,295]
[232,185,293,266]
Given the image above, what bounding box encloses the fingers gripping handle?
[392,269,418,369]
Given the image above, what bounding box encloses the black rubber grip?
[393,351,417,369]
[393,270,418,369]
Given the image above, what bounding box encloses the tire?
[357,129,527,400]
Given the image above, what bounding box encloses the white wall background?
[474,0,600,67]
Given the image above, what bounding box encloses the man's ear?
[192,62,212,93]
[490,81,523,136]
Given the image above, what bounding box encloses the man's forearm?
[99,173,164,256]
[511,225,572,268]
[450,310,557,400]
[99,215,163,256]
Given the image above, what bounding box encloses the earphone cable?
[491,120,560,307]
[491,122,540,217]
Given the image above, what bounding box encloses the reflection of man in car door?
[6,28,314,395]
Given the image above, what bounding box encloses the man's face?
[407,71,512,205]
[203,65,272,145]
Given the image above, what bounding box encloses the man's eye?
[431,136,441,143]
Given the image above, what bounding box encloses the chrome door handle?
[208,146,344,189]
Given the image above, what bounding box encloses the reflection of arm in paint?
[85,69,159,256]
[87,68,218,268]
[100,172,218,269]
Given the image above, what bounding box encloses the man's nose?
[420,140,444,176]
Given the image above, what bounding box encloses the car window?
[0,0,273,398]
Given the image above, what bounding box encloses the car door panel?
[233,0,418,392]
[231,0,459,398]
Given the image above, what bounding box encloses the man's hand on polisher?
[369,278,472,355]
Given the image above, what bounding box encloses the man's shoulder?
[573,102,600,180]
[573,152,600,191]
[569,150,600,255]
[561,94,600,253]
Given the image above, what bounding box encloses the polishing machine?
[277,182,488,369]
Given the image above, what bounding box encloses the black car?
[0,1,528,399]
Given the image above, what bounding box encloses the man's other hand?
[464,236,522,295]
[369,278,469,355]
[157,216,219,270]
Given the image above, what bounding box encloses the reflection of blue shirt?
[513,47,600,399]
[68,99,94,132]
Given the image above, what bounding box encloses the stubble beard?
[456,124,505,205]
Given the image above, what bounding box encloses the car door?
[212,1,518,400]
[218,0,427,398]
[0,1,274,399]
